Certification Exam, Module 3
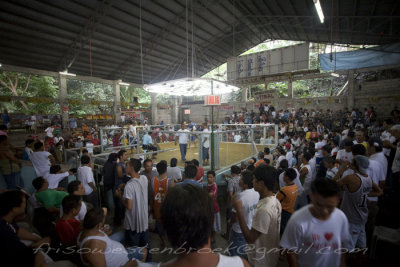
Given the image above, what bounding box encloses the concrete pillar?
[171,96,179,124]
[151,93,158,124]
[242,87,248,102]
[347,70,355,109]
[58,74,69,129]
[288,78,293,99]
[113,80,121,124]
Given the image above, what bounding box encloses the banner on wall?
[227,42,309,80]
[215,104,234,111]
[254,90,277,102]
[122,109,143,119]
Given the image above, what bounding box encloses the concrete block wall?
[354,78,400,117]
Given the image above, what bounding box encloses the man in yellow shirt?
[276,168,298,235]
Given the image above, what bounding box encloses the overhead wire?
[139,0,144,84]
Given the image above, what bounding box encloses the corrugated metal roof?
[0,0,399,84]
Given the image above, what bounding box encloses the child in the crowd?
[206,170,220,243]
[276,168,299,235]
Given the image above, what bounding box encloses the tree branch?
[22,75,31,95]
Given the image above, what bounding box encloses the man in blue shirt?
[2,109,10,129]
[142,132,158,159]
[181,164,203,187]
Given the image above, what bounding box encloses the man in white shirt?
[175,123,190,161]
[201,123,210,165]
[128,122,137,153]
[44,126,54,138]
[229,170,260,259]
[30,141,55,177]
[281,178,350,267]
[45,165,73,190]
[315,136,326,165]
[120,113,125,124]
[367,137,388,183]
[233,165,281,267]
[336,141,354,165]
[77,155,97,208]
[115,158,149,253]
[59,180,88,222]
[233,133,241,143]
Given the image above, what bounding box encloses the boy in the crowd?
[56,194,82,246]
[276,168,298,235]
[32,176,68,214]
[281,178,350,267]
[233,165,281,267]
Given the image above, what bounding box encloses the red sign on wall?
[184,109,191,114]
[204,95,221,105]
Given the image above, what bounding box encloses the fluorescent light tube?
[314,0,325,23]
[59,71,76,77]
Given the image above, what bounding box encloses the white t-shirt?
[176,129,189,144]
[370,152,388,179]
[326,167,338,179]
[86,142,94,154]
[123,175,148,233]
[280,205,350,267]
[336,149,353,163]
[120,115,125,123]
[234,134,241,143]
[367,158,385,202]
[341,129,349,138]
[128,125,136,138]
[247,196,281,267]
[54,136,63,144]
[44,171,69,189]
[30,151,52,177]
[331,147,339,156]
[167,166,182,181]
[202,128,210,148]
[286,151,293,167]
[301,164,313,194]
[78,166,95,195]
[275,155,286,169]
[315,141,325,158]
[24,147,33,160]
[381,131,396,156]
[232,188,260,233]
[45,127,53,138]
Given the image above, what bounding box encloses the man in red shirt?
[56,194,82,246]
[192,159,204,184]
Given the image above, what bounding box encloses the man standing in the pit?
[175,123,190,161]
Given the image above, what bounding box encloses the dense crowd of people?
[0,103,400,267]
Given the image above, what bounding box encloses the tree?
[0,71,59,114]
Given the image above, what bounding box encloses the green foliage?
[0,71,59,114]
[121,85,150,104]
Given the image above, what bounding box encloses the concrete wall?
[154,78,400,124]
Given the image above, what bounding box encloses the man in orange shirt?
[254,152,265,168]
[150,160,174,247]
[276,168,298,235]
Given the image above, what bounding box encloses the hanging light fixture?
[141,0,239,96]
[313,0,325,23]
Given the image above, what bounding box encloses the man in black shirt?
[0,190,50,266]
